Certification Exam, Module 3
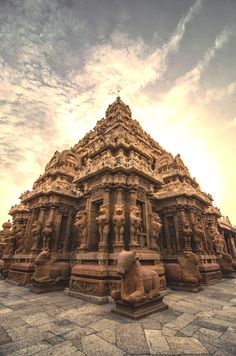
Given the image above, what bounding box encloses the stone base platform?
[7,261,34,285]
[168,281,203,293]
[30,279,70,294]
[64,288,111,304]
[111,294,168,319]
[199,254,222,285]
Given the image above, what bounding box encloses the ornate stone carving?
[182,221,192,251]
[113,204,125,248]
[31,221,42,252]
[150,212,162,250]
[74,210,87,251]
[130,205,142,248]
[43,221,53,251]
[96,205,109,251]
[192,221,205,253]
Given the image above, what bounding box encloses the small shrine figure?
[182,221,192,251]
[113,204,125,246]
[43,221,53,250]
[193,221,205,253]
[130,205,142,247]
[31,221,42,252]
[74,210,87,251]
[15,222,26,253]
[151,212,162,250]
[96,205,109,250]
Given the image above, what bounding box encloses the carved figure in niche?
[96,205,109,248]
[31,250,71,284]
[111,250,160,304]
[74,210,87,251]
[31,221,42,252]
[212,227,227,255]
[151,213,162,249]
[182,221,192,251]
[130,205,142,246]
[43,221,53,250]
[218,253,235,277]
[0,259,4,277]
[165,250,202,287]
[4,225,17,255]
[15,222,26,253]
[113,204,125,244]
[192,221,205,253]
[206,225,216,253]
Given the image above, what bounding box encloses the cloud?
[0,0,236,227]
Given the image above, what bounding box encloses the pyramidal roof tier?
[19,97,213,207]
[105,96,132,120]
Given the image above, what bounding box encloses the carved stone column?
[113,188,125,252]
[180,208,192,251]
[63,211,73,253]
[98,188,110,252]
[129,189,140,249]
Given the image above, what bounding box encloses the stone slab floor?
[0,279,236,356]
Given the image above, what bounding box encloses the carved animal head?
[34,250,50,265]
[117,250,138,274]
[114,204,124,215]
[183,250,199,265]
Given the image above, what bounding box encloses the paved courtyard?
[0,279,236,356]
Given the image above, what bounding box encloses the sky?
[0,0,236,226]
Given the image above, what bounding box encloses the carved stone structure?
[111,250,168,319]
[1,96,235,298]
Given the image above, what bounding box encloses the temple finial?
[117,88,121,99]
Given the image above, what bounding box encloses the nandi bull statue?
[31,249,71,293]
[111,250,168,319]
[164,250,203,292]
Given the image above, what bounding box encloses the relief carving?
[74,210,87,251]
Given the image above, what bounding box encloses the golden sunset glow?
[0,0,236,226]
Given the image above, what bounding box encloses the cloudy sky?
[0,0,236,226]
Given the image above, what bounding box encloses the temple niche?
[1,97,235,298]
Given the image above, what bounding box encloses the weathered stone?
[116,323,149,354]
[145,329,172,354]
[165,312,197,330]
[167,336,208,354]
[81,334,125,356]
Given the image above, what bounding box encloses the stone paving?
[0,279,236,356]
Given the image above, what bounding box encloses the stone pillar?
[129,189,140,249]
[113,188,125,252]
[164,215,171,253]
[174,212,181,253]
[52,210,62,252]
[180,208,192,251]
[63,211,73,253]
[98,188,110,252]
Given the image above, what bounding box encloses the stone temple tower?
[2,97,235,297]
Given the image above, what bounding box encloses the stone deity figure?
[15,222,26,253]
[113,204,125,245]
[130,205,142,247]
[96,205,109,249]
[212,227,227,255]
[206,225,216,253]
[31,221,42,252]
[43,221,53,250]
[5,225,17,255]
[74,210,87,251]
[182,221,192,251]
[151,213,162,250]
[192,221,205,253]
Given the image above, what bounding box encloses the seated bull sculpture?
[31,250,71,285]
[111,250,160,304]
[218,253,235,278]
[165,250,202,292]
